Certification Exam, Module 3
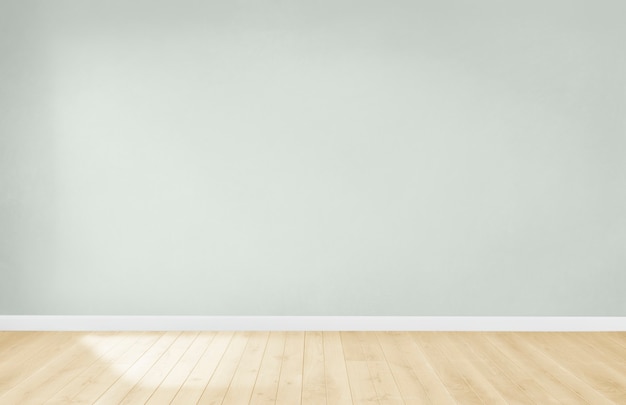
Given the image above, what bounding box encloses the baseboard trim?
[1,316,626,331]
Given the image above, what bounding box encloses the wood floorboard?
[503,333,613,404]
[169,331,233,405]
[145,331,215,404]
[525,333,626,403]
[485,333,601,403]
[435,332,507,404]
[0,331,41,355]
[222,331,270,405]
[413,332,484,404]
[73,332,162,404]
[0,331,625,404]
[195,331,250,405]
[301,331,326,404]
[388,331,456,404]
[0,332,76,395]
[375,332,430,403]
[323,331,353,404]
[45,332,144,404]
[466,333,562,404]
[119,331,198,404]
[1,332,122,404]
[249,331,285,404]
[93,331,179,404]
[451,332,540,405]
[275,331,305,404]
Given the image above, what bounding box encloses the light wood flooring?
[0,331,625,404]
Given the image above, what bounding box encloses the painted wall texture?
[1,1,624,315]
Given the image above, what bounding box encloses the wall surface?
[1,0,625,315]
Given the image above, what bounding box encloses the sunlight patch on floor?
[79,333,206,389]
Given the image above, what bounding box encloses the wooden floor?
[0,332,625,404]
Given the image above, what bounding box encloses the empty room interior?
[1,0,625,403]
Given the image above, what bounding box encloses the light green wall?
[1,0,624,315]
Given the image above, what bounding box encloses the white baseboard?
[1,316,625,331]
